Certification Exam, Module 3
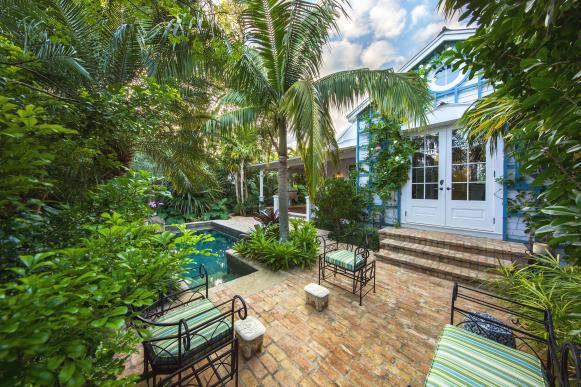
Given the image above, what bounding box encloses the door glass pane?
[452,183,467,200]
[452,131,467,148]
[412,184,424,199]
[425,135,439,153]
[411,133,439,200]
[425,184,438,199]
[469,163,486,182]
[452,165,467,182]
[469,183,486,201]
[469,143,485,162]
[425,167,438,183]
[452,147,467,164]
[412,153,424,167]
[412,167,424,183]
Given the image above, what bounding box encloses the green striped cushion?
[325,249,364,271]
[149,299,232,361]
[425,324,547,387]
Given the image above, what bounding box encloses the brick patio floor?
[124,258,457,386]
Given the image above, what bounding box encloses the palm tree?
[212,0,433,241]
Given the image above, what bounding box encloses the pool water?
[185,229,256,288]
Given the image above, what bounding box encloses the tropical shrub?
[313,178,369,237]
[494,253,581,344]
[233,220,319,271]
[0,213,213,386]
[337,224,380,251]
[0,96,76,264]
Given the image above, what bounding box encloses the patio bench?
[132,265,248,386]
[316,235,375,305]
[425,283,581,387]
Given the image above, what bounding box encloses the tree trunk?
[239,160,246,215]
[234,172,240,206]
[277,118,290,241]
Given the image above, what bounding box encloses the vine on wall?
[364,114,416,202]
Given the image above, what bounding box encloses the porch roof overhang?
[249,145,356,171]
[403,102,471,131]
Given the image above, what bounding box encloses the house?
[255,27,529,243]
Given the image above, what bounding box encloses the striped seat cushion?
[425,324,547,387]
[148,299,232,364]
[325,250,364,271]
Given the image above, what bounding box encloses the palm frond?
[225,46,278,106]
[281,0,348,87]
[281,79,337,196]
[241,0,288,94]
[106,23,145,84]
[205,106,261,135]
[316,69,432,127]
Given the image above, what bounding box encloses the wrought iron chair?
[425,283,581,386]
[316,234,376,306]
[133,265,248,386]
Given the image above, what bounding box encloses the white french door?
[403,128,496,232]
[404,130,445,226]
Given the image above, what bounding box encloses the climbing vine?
[364,115,416,202]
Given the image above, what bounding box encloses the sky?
[321,0,464,132]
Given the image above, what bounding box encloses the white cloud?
[361,40,405,69]
[320,39,363,76]
[411,4,428,25]
[335,0,375,38]
[414,22,444,42]
[369,0,407,38]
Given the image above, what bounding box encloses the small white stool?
[304,283,329,312]
[234,316,266,359]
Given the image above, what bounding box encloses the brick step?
[375,250,500,284]
[380,238,514,272]
[379,227,527,259]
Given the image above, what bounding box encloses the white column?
[258,169,264,207]
[305,195,311,221]
[273,194,279,214]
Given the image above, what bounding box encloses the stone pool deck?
[123,257,455,386]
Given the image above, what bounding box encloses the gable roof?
[346,26,477,122]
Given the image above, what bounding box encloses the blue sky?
[321,0,464,130]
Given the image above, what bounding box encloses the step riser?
[380,242,512,272]
[378,232,525,260]
[375,253,491,285]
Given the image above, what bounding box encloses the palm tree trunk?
[240,160,246,215]
[234,172,240,205]
[277,118,290,241]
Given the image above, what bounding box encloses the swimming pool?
[185,228,256,288]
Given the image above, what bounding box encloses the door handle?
[446,187,451,191]
[439,187,443,191]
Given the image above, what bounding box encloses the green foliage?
[439,0,581,260]
[87,171,170,221]
[363,114,416,201]
[0,96,76,262]
[201,199,230,221]
[313,178,369,236]
[536,192,581,265]
[233,220,319,271]
[495,253,581,344]
[0,213,213,386]
[337,224,380,251]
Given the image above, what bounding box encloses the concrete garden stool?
[234,316,266,359]
[304,282,329,312]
